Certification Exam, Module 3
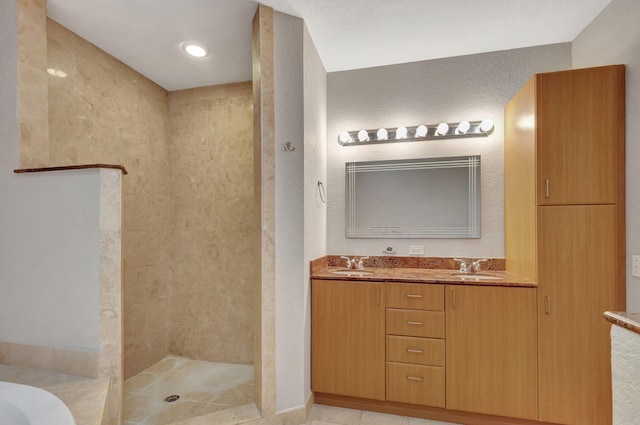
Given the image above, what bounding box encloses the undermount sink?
[330,269,373,276]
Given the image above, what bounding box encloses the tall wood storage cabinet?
[505,65,625,425]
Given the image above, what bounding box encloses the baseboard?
[314,393,558,425]
[0,341,98,378]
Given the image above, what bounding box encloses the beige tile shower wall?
[168,83,255,364]
[17,0,49,166]
[46,19,172,379]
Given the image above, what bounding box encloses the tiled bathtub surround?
[0,342,98,378]
[6,165,124,425]
[0,364,109,425]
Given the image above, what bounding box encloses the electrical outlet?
[409,245,424,256]
[633,255,640,278]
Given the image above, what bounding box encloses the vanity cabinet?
[505,65,625,425]
[312,277,541,423]
[445,284,538,420]
[311,279,385,400]
[385,283,445,408]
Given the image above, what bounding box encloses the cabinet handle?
[452,291,456,310]
[407,349,424,354]
[407,321,424,326]
[376,288,380,306]
[406,376,424,382]
[545,296,551,315]
[545,179,550,198]
[406,294,423,299]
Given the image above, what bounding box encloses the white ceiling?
[46,0,612,91]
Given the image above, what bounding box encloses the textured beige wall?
[168,83,255,364]
[46,19,172,379]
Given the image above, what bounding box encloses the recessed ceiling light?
[181,42,209,58]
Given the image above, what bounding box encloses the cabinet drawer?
[386,335,444,366]
[386,362,445,407]
[386,283,444,311]
[386,309,445,338]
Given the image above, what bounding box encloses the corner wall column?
[252,4,276,417]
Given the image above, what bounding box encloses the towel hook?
[317,181,326,203]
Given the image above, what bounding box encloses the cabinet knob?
[406,376,424,382]
[406,294,423,299]
[407,349,424,354]
[407,321,424,326]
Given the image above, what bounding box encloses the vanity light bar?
[337,119,494,146]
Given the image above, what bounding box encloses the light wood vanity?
[310,266,541,425]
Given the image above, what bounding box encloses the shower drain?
[164,394,180,403]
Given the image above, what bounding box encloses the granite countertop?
[311,265,536,287]
[604,311,640,335]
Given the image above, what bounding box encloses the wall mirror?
[345,156,481,238]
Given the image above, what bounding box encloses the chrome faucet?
[357,257,370,270]
[470,259,487,274]
[454,258,468,274]
[340,256,354,269]
[454,258,487,274]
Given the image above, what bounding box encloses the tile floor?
[123,355,254,425]
[122,355,458,425]
[305,404,460,425]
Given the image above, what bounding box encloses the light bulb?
[396,126,408,139]
[480,118,494,133]
[377,128,388,140]
[456,121,471,134]
[436,122,449,136]
[416,125,428,138]
[357,130,369,142]
[339,131,352,144]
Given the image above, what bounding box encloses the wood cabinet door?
[536,65,624,206]
[445,284,538,420]
[538,205,619,425]
[311,279,385,400]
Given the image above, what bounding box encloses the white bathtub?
[0,381,76,425]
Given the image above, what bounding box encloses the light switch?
[633,255,640,278]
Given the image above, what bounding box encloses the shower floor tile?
[123,355,253,425]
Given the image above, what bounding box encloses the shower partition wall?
[41,15,256,425]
